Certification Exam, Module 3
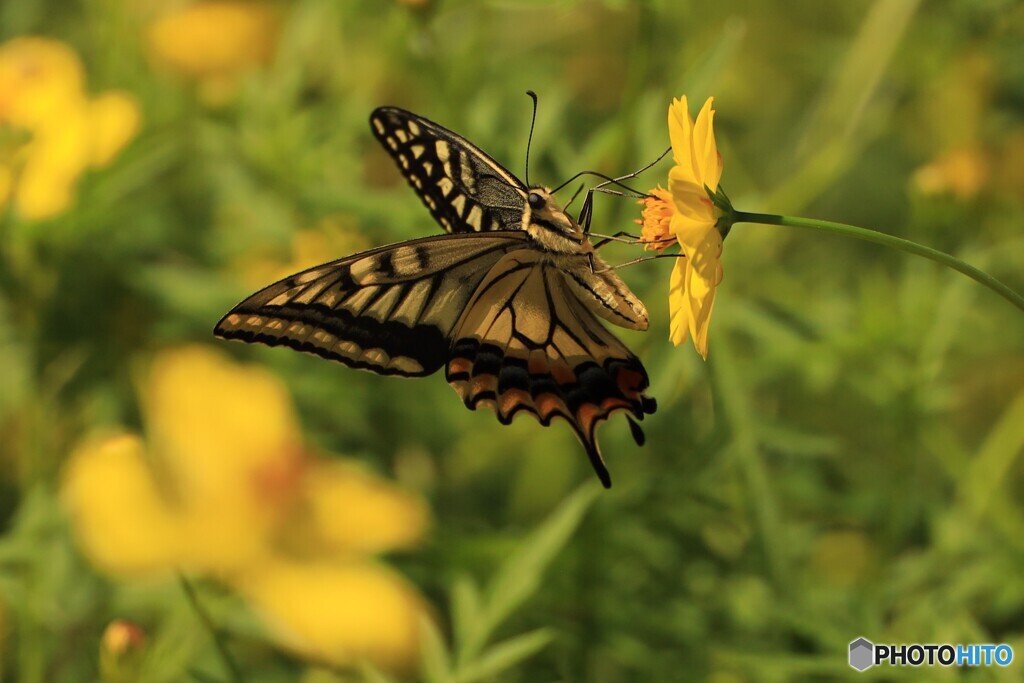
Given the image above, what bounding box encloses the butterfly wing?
[370,107,528,234]
[214,232,529,377]
[445,250,657,487]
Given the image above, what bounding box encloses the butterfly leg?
[593,231,643,250]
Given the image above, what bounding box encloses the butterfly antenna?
[524,90,539,187]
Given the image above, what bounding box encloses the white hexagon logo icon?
[849,637,874,671]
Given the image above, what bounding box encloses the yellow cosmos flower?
[0,37,140,220]
[147,1,281,104]
[911,146,990,200]
[640,96,727,359]
[62,346,430,673]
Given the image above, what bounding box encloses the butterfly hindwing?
[370,107,528,234]
[444,250,657,487]
[215,232,529,377]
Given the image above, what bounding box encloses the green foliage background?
[1,0,1024,680]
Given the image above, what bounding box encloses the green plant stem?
[733,211,1024,314]
[178,574,245,683]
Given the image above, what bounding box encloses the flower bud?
[99,619,146,683]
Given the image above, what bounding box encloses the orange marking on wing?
[599,397,632,414]
[471,373,496,398]
[550,361,576,385]
[577,403,602,434]
[527,356,549,375]
[616,368,646,393]
[535,393,566,420]
[449,358,472,376]
[499,389,534,418]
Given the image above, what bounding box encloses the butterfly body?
[215,106,655,486]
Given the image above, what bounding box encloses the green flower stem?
[732,211,1024,314]
[178,574,245,683]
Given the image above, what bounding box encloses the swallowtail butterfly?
[215,107,656,487]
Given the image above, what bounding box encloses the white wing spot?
[337,341,360,356]
[386,136,399,151]
[395,129,408,143]
[467,205,484,231]
[372,118,385,135]
[295,269,326,284]
[422,161,434,176]
[410,144,425,158]
[398,154,410,169]
[438,177,454,196]
[407,120,421,136]
[451,193,466,218]
[390,356,424,374]
[435,140,450,162]
[364,348,389,366]
[460,152,476,192]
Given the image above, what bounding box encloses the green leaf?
[454,629,555,683]
[462,483,601,660]
[451,574,482,662]
[356,661,398,683]
[419,616,453,683]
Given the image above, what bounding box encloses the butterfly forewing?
[371,107,527,234]
[214,233,529,377]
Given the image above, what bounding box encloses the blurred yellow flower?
[147,1,281,103]
[62,346,431,673]
[639,96,726,359]
[911,146,990,200]
[239,218,371,290]
[0,37,140,220]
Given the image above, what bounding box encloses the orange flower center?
[636,186,675,252]
[251,445,310,509]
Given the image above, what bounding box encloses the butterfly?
[214,106,656,487]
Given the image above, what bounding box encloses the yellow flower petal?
[667,168,716,226]
[236,559,429,674]
[668,258,690,347]
[61,434,185,578]
[307,462,430,555]
[148,1,281,80]
[145,346,301,495]
[668,96,695,182]
[15,160,78,220]
[0,37,85,130]
[143,346,302,571]
[667,249,720,359]
[693,97,722,192]
[88,91,141,168]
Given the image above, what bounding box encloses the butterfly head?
[523,187,587,253]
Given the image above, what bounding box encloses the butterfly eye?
[528,192,546,210]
